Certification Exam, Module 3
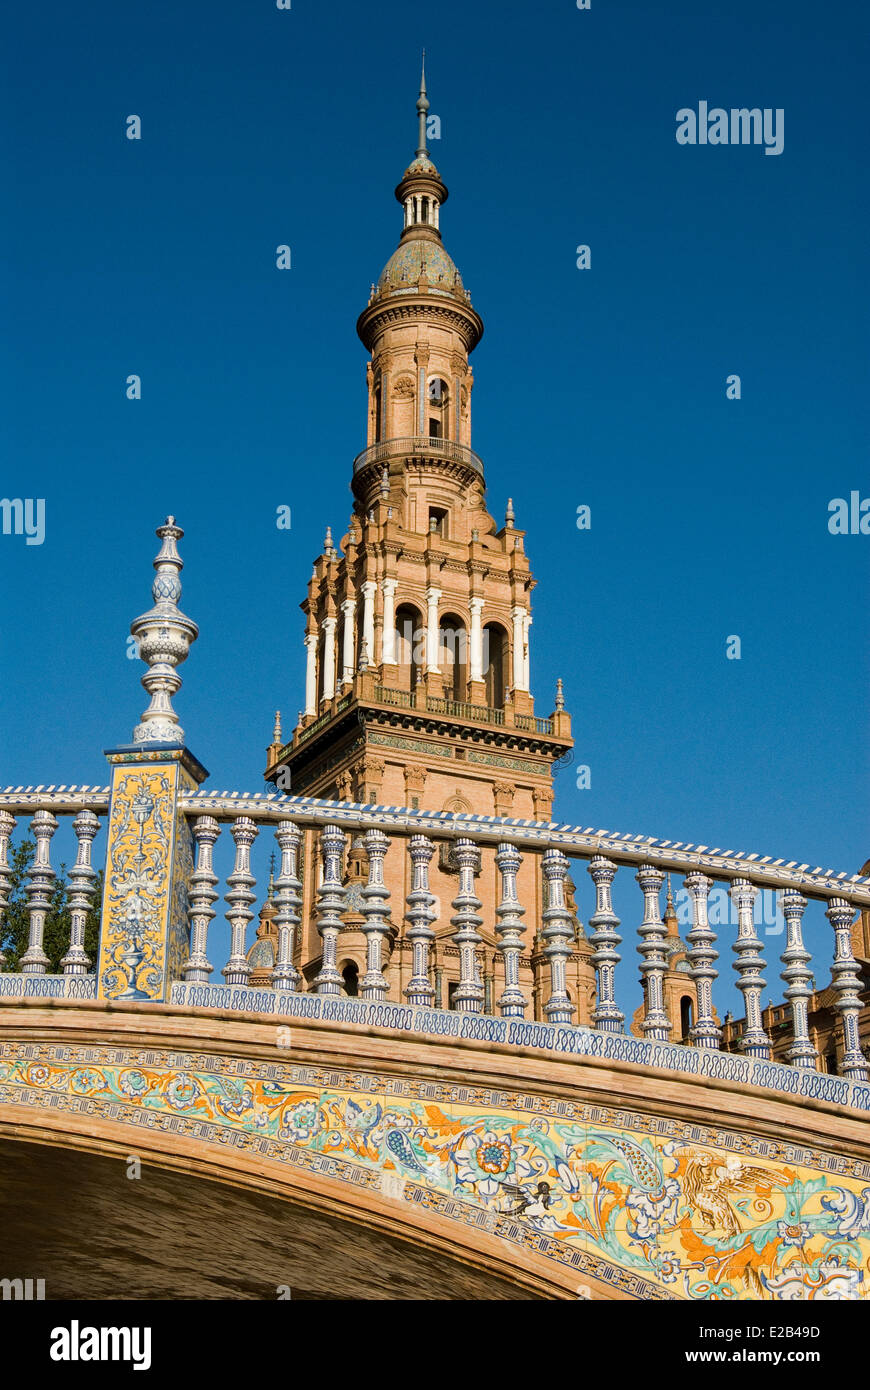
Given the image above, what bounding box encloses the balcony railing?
[353,435,484,477]
[293,689,549,749]
[373,686,506,727]
[515,713,554,734]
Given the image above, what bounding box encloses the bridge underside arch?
[0,1137,539,1301]
[2,999,870,1301]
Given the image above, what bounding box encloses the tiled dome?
[402,153,443,181]
[377,240,464,297]
[247,938,275,970]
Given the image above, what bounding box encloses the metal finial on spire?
[416,50,429,157]
[268,851,276,900]
[664,875,678,930]
[130,517,199,744]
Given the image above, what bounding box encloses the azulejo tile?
[1,1039,868,1300]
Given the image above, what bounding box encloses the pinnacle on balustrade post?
[272,822,302,991]
[450,838,484,1013]
[542,849,574,1024]
[587,856,624,1033]
[222,817,258,986]
[404,835,436,1007]
[826,897,869,1081]
[313,825,346,995]
[20,810,58,974]
[131,517,198,746]
[97,517,208,1002]
[685,872,721,1049]
[729,878,771,1060]
[60,810,101,975]
[182,816,220,984]
[361,829,391,1000]
[0,810,17,968]
[495,842,527,1017]
[779,892,818,1070]
[636,864,670,1041]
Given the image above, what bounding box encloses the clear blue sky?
[1,0,867,1000]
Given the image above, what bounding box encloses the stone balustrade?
[2,786,869,1106]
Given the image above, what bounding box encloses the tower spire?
[416,50,429,157]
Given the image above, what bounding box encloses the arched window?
[680,995,694,1041]
[483,622,508,709]
[427,377,449,440]
[395,602,424,694]
[439,614,467,703]
[342,962,359,997]
[374,377,383,440]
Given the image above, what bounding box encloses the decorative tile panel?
[96,758,196,1001]
[2,1039,868,1301]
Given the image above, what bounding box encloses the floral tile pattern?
[1,1041,869,1300]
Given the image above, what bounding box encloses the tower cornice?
[357,294,483,353]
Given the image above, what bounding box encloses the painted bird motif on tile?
[683,1153,775,1237]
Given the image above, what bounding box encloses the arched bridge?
[2,790,870,1301]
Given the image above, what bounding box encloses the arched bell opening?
[483,622,508,710]
[439,613,467,703]
[427,377,449,440]
[395,602,424,695]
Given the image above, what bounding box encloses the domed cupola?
[358,57,482,352]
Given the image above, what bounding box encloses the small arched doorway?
[342,962,359,997]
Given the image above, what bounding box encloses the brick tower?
[266,63,572,815]
[264,65,580,1010]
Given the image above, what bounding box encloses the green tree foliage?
[0,837,102,973]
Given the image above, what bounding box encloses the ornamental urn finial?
[130,516,198,744]
[555,677,565,711]
[505,497,515,528]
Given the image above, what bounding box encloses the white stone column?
[360,581,377,667]
[523,613,531,690]
[729,878,770,1060]
[321,617,337,701]
[511,606,526,691]
[426,587,441,673]
[469,597,484,683]
[304,632,318,716]
[381,578,398,665]
[340,598,356,684]
[826,897,869,1081]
